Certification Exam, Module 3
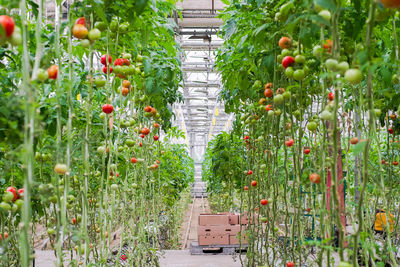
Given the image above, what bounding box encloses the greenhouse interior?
[1,0,400,266]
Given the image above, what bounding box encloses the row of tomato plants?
[205,0,400,266]
[0,0,193,265]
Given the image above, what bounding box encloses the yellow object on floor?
[374,210,394,232]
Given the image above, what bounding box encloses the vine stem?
[20,0,34,265]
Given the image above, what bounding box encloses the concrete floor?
[159,250,242,267]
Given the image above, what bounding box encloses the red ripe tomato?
[282,56,295,69]
[17,188,24,198]
[121,87,129,96]
[139,142,142,147]
[72,218,76,224]
[156,160,160,164]
[130,157,137,164]
[153,123,160,128]
[328,92,334,101]
[140,134,145,138]
[251,180,257,187]
[116,172,119,177]
[102,104,114,114]
[381,0,400,8]
[265,83,273,89]
[323,39,333,52]
[123,80,131,88]
[306,208,311,213]
[287,262,295,267]
[0,15,15,37]
[3,232,8,239]
[309,173,321,184]
[279,37,291,49]
[121,255,127,261]
[254,207,259,211]
[285,139,294,147]
[103,66,113,74]
[350,137,359,145]
[47,65,58,80]
[394,161,399,166]
[265,104,273,112]
[101,54,112,65]
[75,17,86,25]
[382,159,386,164]
[244,186,249,191]
[6,187,17,201]
[304,148,311,154]
[114,58,123,66]
[142,127,150,135]
[153,135,159,141]
[243,136,249,140]
[144,106,152,112]
[247,170,253,175]
[122,58,130,66]
[260,199,268,206]
[389,128,394,134]
[264,88,273,98]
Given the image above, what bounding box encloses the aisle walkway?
[159,250,242,267]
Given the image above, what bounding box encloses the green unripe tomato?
[268,110,274,116]
[312,45,323,58]
[320,110,333,120]
[3,191,14,203]
[337,61,349,74]
[325,59,339,71]
[10,31,22,46]
[344,69,363,84]
[113,65,123,74]
[285,67,294,78]
[281,48,291,57]
[15,199,23,210]
[307,121,318,131]
[111,184,118,191]
[0,201,11,211]
[122,53,132,59]
[293,69,305,81]
[125,139,135,147]
[273,94,284,105]
[99,113,106,120]
[136,54,143,62]
[94,78,106,87]
[282,91,291,100]
[119,22,130,33]
[295,55,305,64]
[94,21,107,31]
[37,69,49,82]
[80,39,91,48]
[97,146,106,154]
[88,28,101,41]
[110,20,119,31]
[318,10,331,21]
[374,109,382,117]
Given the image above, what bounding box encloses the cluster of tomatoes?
[72,17,101,47]
[100,52,143,78]
[0,15,21,46]
[0,186,24,213]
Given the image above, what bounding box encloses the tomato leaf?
[353,141,367,155]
